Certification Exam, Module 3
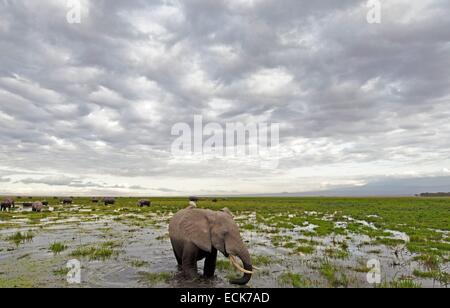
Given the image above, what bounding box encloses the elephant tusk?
[229,255,253,274]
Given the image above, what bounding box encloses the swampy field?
[0,197,448,288]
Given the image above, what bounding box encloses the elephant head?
[180,208,253,285]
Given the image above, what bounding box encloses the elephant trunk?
[229,247,252,285]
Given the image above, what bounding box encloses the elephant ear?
[221,208,234,218]
[180,210,212,252]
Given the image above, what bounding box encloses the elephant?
[138,200,151,207]
[169,207,253,285]
[32,201,44,212]
[103,197,115,205]
[61,198,73,205]
[0,199,13,212]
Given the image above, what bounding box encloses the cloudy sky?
[0,0,449,196]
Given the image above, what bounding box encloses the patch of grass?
[53,267,70,276]
[70,242,118,260]
[130,260,149,268]
[295,245,315,255]
[320,262,349,288]
[139,272,172,286]
[49,242,67,255]
[216,259,233,271]
[242,223,257,231]
[0,277,35,288]
[6,231,34,246]
[278,273,311,288]
[413,254,441,271]
[379,279,421,288]
[352,260,371,273]
[325,247,349,259]
[252,255,273,266]
[283,242,296,249]
[374,237,406,247]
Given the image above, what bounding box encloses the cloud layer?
[0,0,449,195]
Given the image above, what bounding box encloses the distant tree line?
[418,192,450,197]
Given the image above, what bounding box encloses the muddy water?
[0,207,448,288]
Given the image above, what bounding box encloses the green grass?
[295,245,315,255]
[325,247,349,259]
[0,277,35,288]
[49,242,67,255]
[70,242,119,260]
[6,231,34,246]
[320,262,349,288]
[216,259,233,271]
[252,255,274,266]
[0,196,448,288]
[278,273,311,288]
[130,260,149,268]
[53,267,70,276]
[139,272,172,286]
[379,279,421,288]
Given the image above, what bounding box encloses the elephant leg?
[173,248,182,267]
[203,248,217,278]
[182,242,199,279]
[170,239,183,268]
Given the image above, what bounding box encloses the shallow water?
[0,205,448,288]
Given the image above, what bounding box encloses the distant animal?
[0,199,14,212]
[169,207,253,285]
[61,198,73,205]
[212,198,218,203]
[103,197,115,205]
[42,201,49,206]
[22,202,33,207]
[91,198,99,203]
[138,200,151,207]
[32,202,44,212]
[189,196,199,202]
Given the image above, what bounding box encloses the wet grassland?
[0,197,448,288]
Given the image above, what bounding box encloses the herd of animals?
[0,197,152,212]
[0,195,252,285]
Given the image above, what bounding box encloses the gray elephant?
[169,207,253,285]
[61,198,73,205]
[103,197,115,205]
[138,199,151,207]
[0,198,14,212]
[32,201,44,212]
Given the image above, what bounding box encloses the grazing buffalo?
[138,199,151,207]
[91,198,99,203]
[32,202,44,212]
[61,198,73,205]
[189,196,199,202]
[103,197,115,205]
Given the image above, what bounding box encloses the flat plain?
[0,197,448,288]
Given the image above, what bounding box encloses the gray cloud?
[0,0,449,195]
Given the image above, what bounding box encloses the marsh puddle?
[0,208,448,288]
